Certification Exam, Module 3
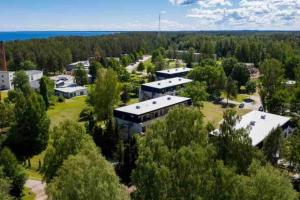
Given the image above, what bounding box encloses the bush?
[58,96,65,103]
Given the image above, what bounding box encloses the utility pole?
[0,41,7,71]
[158,13,161,37]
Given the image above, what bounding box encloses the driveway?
[25,179,47,200]
[126,55,151,73]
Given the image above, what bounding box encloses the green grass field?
[201,101,251,128]
[0,91,8,102]
[22,187,35,200]
[47,96,87,128]
[221,92,251,103]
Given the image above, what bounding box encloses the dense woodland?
[1,32,300,199]
[3,31,300,74]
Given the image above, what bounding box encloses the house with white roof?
[114,95,192,136]
[214,111,293,147]
[51,74,87,99]
[139,77,193,101]
[156,67,192,80]
[66,60,90,73]
[55,85,87,99]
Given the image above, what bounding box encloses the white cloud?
[184,0,300,29]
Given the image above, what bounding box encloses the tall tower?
[0,41,7,71]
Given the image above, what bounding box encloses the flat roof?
[235,111,290,146]
[69,61,90,67]
[25,70,43,76]
[156,67,192,75]
[115,95,191,115]
[142,77,193,89]
[55,86,86,93]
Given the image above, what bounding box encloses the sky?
[0,0,299,31]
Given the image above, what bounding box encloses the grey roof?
[142,77,193,89]
[235,111,290,146]
[115,95,190,115]
[156,67,192,75]
[25,70,43,76]
[55,86,87,93]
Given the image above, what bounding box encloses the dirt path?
[126,55,151,73]
[25,179,47,200]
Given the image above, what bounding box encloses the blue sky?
[0,0,299,31]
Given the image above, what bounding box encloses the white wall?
[0,71,14,90]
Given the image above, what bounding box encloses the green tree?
[20,60,37,70]
[212,109,257,174]
[47,143,129,200]
[224,77,238,105]
[230,63,250,89]
[120,84,130,105]
[7,92,50,160]
[188,66,226,99]
[43,120,92,182]
[74,64,88,86]
[39,76,54,109]
[0,101,13,130]
[179,82,208,106]
[184,47,195,67]
[12,70,31,95]
[137,62,144,71]
[267,89,291,115]
[263,128,283,165]
[132,107,212,200]
[88,68,120,121]
[154,55,166,71]
[285,56,300,80]
[293,64,300,82]
[0,168,12,200]
[222,57,238,76]
[283,129,300,172]
[0,148,26,198]
[259,59,284,111]
[89,61,102,83]
[246,162,298,200]
[245,81,256,100]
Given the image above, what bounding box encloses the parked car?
[259,106,264,111]
[239,103,245,108]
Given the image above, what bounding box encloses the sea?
[0,31,118,42]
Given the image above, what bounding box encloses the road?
[25,179,47,200]
[220,94,262,111]
[126,55,151,73]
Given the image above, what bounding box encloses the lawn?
[221,92,251,103]
[47,96,87,128]
[0,91,8,102]
[22,187,35,200]
[201,101,251,128]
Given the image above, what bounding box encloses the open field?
[22,187,35,200]
[221,92,252,103]
[201,101,251,127]
[47,96,87,128]
[0,91,8,102]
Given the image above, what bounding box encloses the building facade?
[0,71,14,90]
[66,61,90,73]
[0,70,43,90]
[55,86,87,99]
[114,95,192,137]
[139,77,193,101]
